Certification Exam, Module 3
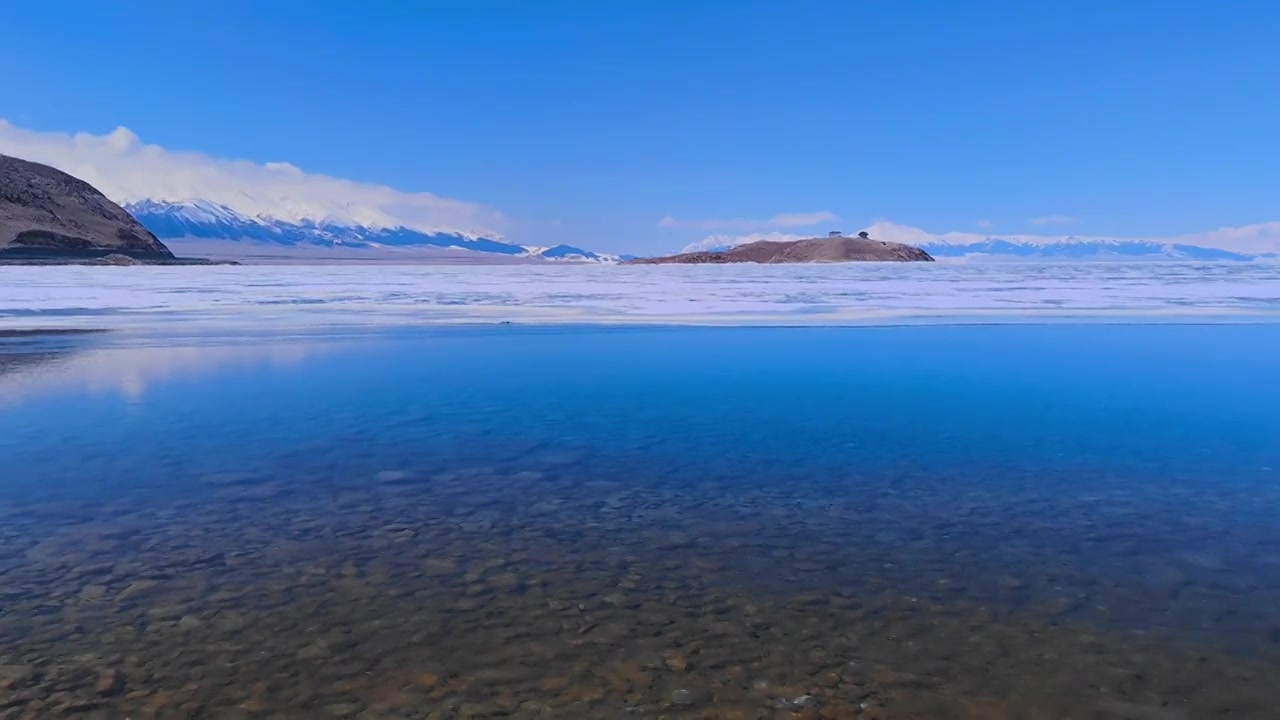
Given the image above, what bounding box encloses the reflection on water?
[0,329,104,378]
[1,324,1278,718]
[0,334,320,404]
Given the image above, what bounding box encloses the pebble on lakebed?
[0,460,1276,719]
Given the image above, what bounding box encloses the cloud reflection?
[0,340,318,404]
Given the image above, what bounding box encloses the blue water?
[2,324,1279,716]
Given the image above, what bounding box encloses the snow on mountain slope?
[918,239,1255,261]
[126,199,615,260]
[527,244,613,261]
[866,221,1264,260]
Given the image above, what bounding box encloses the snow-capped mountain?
[525,244,608,261]
[124,199,612,261]
[918,238,1257,261]
[866,222,1267,261]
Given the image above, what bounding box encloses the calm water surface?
[1,324,1278,718]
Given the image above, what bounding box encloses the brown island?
[0,154,224,265]
[624,231,934,264]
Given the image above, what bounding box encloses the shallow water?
[1,324,1279,718]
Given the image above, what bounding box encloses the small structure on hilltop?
[858,231,870,239]
[828,231,842,237]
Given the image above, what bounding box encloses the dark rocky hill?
[625,234,934,264]
[0,154,174,260]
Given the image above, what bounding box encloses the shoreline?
[3,318,1280,357]
[0,256,236,266]
[3,312,1280,338]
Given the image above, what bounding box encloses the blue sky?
[2,1,1278,253]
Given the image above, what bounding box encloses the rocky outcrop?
[626,234,934,264]
[0,154,174,260]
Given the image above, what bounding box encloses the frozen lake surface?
[2,261,1278,330]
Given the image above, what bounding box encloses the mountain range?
[131,199,1272,262]
[868,221,1277,261]
[123,199,612,262]
[917,238,1263,261]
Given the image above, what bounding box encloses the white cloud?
[659,211,838,230]
[975,219,993,229]
[0,120,504,239]
[767,211,839,226]
[1029,214,1075,226]
[680,232,806,253]
[691,220,1280,255]
[1188,221,1280,255]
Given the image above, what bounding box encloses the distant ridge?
[851,222,1272,261]
[918,238,1257,261]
